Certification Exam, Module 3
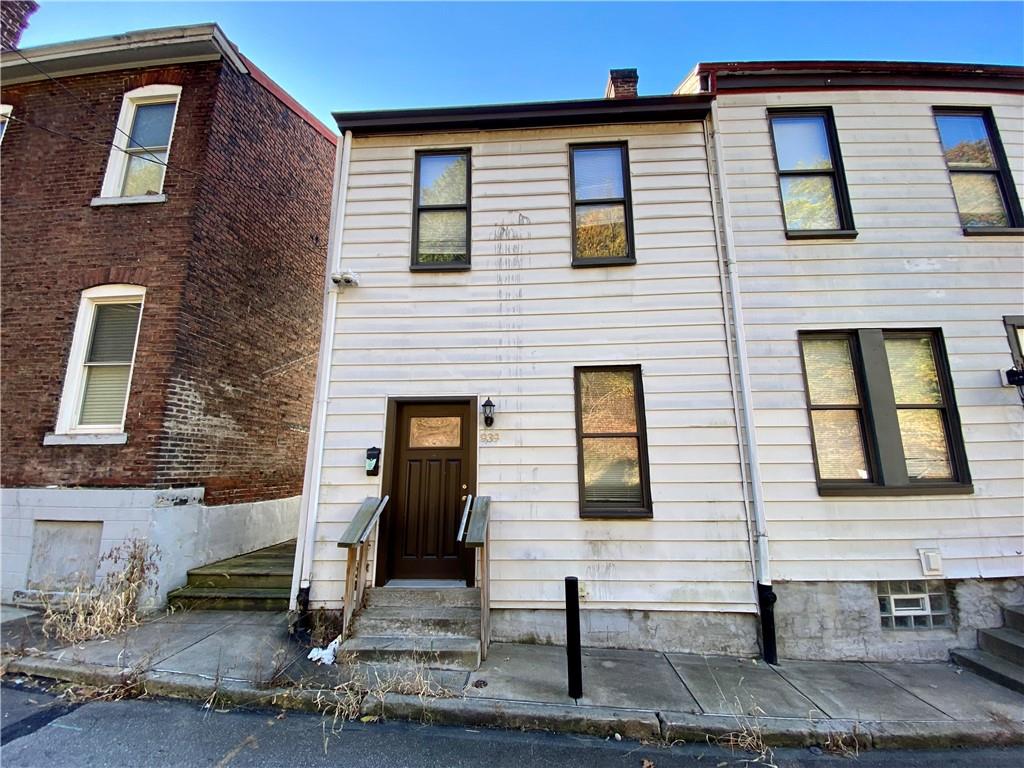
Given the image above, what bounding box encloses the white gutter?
[289,129,353,609]
[708,100,771,587]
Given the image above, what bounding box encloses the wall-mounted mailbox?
[365,446,381,476]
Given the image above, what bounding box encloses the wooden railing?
[461,496,492,660]
[337,496,389,636]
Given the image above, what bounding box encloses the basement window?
[877,580,951,630]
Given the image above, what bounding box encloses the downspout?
[708,100,777,664]
[290,130,354,627]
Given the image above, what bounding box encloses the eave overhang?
[0,23,248,84]
[333,94,713,136]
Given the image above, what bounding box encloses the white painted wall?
[309,121,758,616]
[713,88,1024,583]
[1,487,299,606]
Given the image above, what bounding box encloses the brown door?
[387,401,474,581]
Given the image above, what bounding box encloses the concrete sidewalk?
[4,608,1023,749]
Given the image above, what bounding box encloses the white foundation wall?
[714,88,1024,583]
[310,121,759,618]
[1,487,300,606]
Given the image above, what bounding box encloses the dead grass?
[39,539,161,646]
[821,722,866,758]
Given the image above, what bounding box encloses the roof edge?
[333,94,712,136]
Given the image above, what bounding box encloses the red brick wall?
[153,62,334,504]
[1,59,334,504]
[0,63,217,488]
[0,0,38,50]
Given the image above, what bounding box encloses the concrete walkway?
[4,608,1023,749]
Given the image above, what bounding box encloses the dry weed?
[821,722,865,758]
[39,539,161,645]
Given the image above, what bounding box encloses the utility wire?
[2,45,333,207]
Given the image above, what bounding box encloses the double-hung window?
[49,285,145,441]
[933,108,1023,232]
[573,365,652,518]
[799,329,971,495]
[97,84,181,202]
[570,143,635,266]
[412,149,470,270]
[768,108,856,238]
[0,104,11,145]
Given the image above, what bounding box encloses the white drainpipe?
[289,130,353,610]
[708,100,773,591]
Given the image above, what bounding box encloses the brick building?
[0,24,336,605]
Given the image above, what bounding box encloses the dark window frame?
[933,107,1024,235]
[573,364,653,518]
[1004,315,1024,368]
[798,328,972,496]
[411,148,472,272]
[767,107,857,240]
[569,141,636,267]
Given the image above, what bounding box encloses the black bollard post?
[565,576,583,699]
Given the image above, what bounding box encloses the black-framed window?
[799,329,971,496]
[570,143,635,266]
[1005,315,1024,368]
[933,108,1024,233]
[573,365,652,518]
[768,108,856,238]
[412,149,470,270]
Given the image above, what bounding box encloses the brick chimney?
[604,68,638,99]
[1,0,38,50]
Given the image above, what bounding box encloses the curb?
[7,655,1024,749]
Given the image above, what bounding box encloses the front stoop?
[340,587,482,671]
[952,605,1024,694]
[166,540,295,612]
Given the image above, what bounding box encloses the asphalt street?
[2,684,1023,767]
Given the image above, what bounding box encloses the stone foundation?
[774,578,1024,661]
[491,608,760,656]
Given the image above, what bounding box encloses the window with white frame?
[0,104,12,144]
[53,285,145,435]
[98,85,181,199]
[877,580,951,630]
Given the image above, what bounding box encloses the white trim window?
[53,284,146,436]
[0,104,12,145]
[97,84,181,201]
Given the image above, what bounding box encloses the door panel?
[388,402,474,581]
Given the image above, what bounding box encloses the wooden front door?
[387,401,475,581]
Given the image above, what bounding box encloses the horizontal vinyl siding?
[717,89,1024,582]
[311,122,756,613]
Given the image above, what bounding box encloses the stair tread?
[952,648,1024,690]
[981,626,1024,645]
[356,606,479,619]
[168,586,290,598]
[342,635,480,651]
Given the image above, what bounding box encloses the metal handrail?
[456,494,473,543]
[358,495,389,544]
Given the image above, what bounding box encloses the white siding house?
[687,61,1024,659]
[295,63,1023,662]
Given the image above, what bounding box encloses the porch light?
[482,397,496,427]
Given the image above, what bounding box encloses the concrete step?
[185,570,291,590]
[1004,605,1024,633]
[979,627,1024,667]
[952,648,1024,694]
[365,587,480,609]
[340,635,481,671]
[351,606,480,637]
[167,586,289,612]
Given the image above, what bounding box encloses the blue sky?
[19,2,1024,128]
